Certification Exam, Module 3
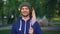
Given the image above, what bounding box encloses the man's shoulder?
[13,17,21,26]
[32,21,39,26]
[35,21,39,25]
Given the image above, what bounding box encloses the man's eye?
[26,8,29,10]
[21,8,24,10]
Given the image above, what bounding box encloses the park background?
[0,0,60,34]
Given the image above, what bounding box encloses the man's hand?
[29,27,34,34]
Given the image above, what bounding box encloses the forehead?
[21,6,29,9]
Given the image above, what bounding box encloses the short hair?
[19,2,31,10]
[19,2,32,17]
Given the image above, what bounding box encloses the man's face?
[20,6,30,17]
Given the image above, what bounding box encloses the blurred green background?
[0,0,60,34]
[0,0,60,25]
[0,30,60,34]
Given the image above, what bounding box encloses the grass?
[43,30,60,34]
[0,30,11,34]
[53,17,60,22]
[0,24,12,27]
[0,30,60,34]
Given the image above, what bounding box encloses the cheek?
[21,10,24,13]
[27,10,30,13]
[20,9,30,14]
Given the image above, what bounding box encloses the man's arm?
[35,22,42,34]
[11,22,17,34]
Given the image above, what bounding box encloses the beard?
[21,14,30,17]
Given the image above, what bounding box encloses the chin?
[22,15,29,17]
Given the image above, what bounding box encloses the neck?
[22,16,30,21]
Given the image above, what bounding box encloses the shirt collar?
[20,16,32,22]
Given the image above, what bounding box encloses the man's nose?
[23,8,26,11]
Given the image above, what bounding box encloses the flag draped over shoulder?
[31,8,36,26]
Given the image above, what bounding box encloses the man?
[11,2,42,34]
